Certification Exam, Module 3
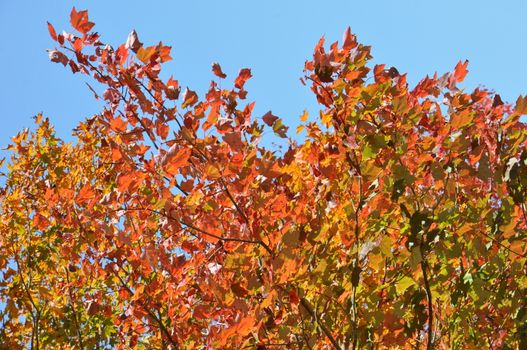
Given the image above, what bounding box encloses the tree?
[0,7,526,349]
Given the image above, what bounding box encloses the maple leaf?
[70,7,94,34]
[47,22,58,41]
[514,95,527,115]
[342,26,355,50]
[453,59,469,82]
[212,62,227,78]
[182,88,198,108]
[234,68,252,89]
[3,9,526,350]
[48,50,68,66]
[262,111,279,126]
[136,45,156,64]
[125,30,142,53]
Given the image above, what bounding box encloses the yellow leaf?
[136,45,156,64]
[300,109,308,122]
[296,125,304,135]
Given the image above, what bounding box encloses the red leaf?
[289,289,300,305]
[87,300,100,315]
[262,111,279,126]
[212,63,227,78]
[193,305,211,320]
[342,26,355,50]
[73,38,83,52]
[70,7,94,34]
[166,76,180,100]
[116,44,128,65]
[47,22,57,41]
[234,68,252,89]
[453,60,469,82]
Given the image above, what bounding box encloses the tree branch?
[300,297,341,350]
[112,268,179,349]
[420,244,434,350]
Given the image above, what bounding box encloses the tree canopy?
[1,7,526,349]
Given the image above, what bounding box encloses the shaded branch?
[300,297,341,350]
[112,268,179,348]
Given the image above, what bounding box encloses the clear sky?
[1,1,527,149]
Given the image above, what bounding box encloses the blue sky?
[1,1,526,148]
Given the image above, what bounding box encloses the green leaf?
[463,272,473,285]
[396,276,414,294]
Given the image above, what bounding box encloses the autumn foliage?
[1,8,527,349]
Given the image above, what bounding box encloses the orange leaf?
[182,88,198,108]
[117,174,135,193]
[111,147,123,161]
[33,213,50,231]
[163,147,191,175]
[76,184,94,205]
[236,315,255,336]
[170,148,192,168]
[137,45,156,64]
[110,117,127,132]
[300,109,308,122]
[157,43,172,63]
[203,103,219,131]
[453,60,469,83]
[450,109,473,129]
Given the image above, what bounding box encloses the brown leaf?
[125,30,142,53]
[223,132,244,150]
[493,94,504,107]
[48,50,68,66]
[212,63,227,78]
[515,95,527,115]
[262,111,279,126]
